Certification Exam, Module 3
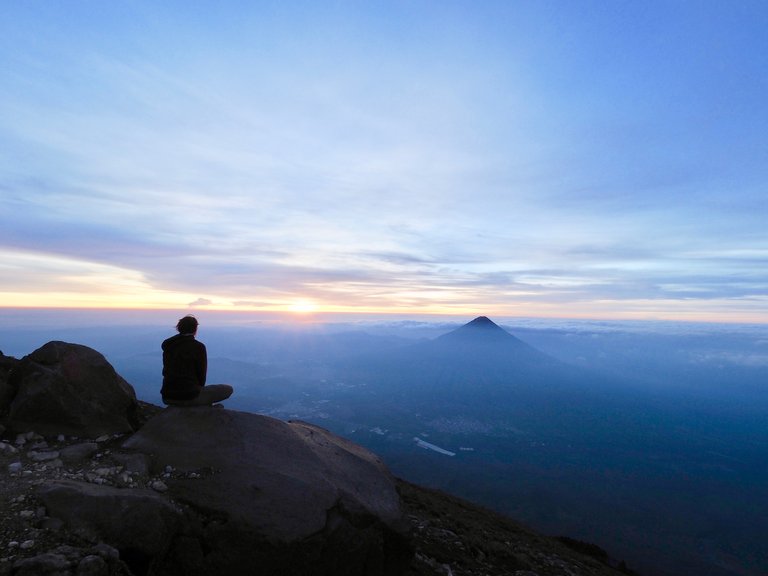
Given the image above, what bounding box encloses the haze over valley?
[2,311,766,576]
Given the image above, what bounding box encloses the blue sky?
[1,1,767,321]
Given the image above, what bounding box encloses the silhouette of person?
[161,315,233,406]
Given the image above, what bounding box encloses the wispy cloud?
[1,2,767,321]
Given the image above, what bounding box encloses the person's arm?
[197,343,208,387]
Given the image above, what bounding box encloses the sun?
[288,299,318,314]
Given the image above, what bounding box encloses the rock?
[60,442,99,464]
[111,452,149,475]
[11,551,70,575]
[77,554,108,576]
[121,407,412,576]
[27,450,61,462]
[0,442,17,454]
[6,341,139,438]
[37,480,183,563]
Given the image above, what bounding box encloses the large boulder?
[121,407,411,576]
[37,480,184,572]
[6,341,139,437]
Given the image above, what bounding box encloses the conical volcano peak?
[466,316,500,329]
[430,316,551,361]
[439,316,516,343]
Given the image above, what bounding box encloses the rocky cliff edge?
[0,342,633,576]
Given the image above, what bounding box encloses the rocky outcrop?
[121,407,411,576]
[4,342,138,438]
[0,342,411,575]
[0,340,632,576]
[27,406,412,576]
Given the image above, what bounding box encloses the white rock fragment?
[150,480,168,493]
[19,540,35,550]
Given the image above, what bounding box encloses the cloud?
[189,298,213,307]
[2,2,768,321]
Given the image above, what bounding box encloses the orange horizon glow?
[1,300,767,326]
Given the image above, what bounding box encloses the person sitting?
[161,315,233,406]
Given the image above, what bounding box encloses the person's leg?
[195,384,233,405]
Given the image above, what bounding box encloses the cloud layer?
[1,2,767,321]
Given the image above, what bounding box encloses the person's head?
[176,315,199,335]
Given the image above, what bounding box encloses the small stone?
[77,554,107,576]
[94,435,110,443]
[0,442,18,454]
[19,540,34,550]
[18,510,35,519]
[27,450,60,462]
[57,434,65,442]
[91,543,119,562]
[11,551,70,573]
[150,480,168,493]
[7,462,22,474]
[60,442,98,464]
[8,541,19,549]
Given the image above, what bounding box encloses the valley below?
[4,315,767,576]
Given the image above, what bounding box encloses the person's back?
[161,315,233,406]
[161,332,207,401]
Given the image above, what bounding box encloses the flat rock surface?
[122,407,404,541]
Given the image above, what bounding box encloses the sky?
[1,1,767,323]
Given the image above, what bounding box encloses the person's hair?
[176,315,199,334]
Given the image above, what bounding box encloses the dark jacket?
[161,334,207,401]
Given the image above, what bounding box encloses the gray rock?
[27,450,61,462]
[37,479,183,562]
[60,442,99,464]
[7,341,138,438]
[111,452,149,475]
[77,554,108,576]
[11,552,70,575]
[123,407,411,575]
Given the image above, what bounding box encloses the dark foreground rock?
[4,342,138,438]
[119,407,411,576]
